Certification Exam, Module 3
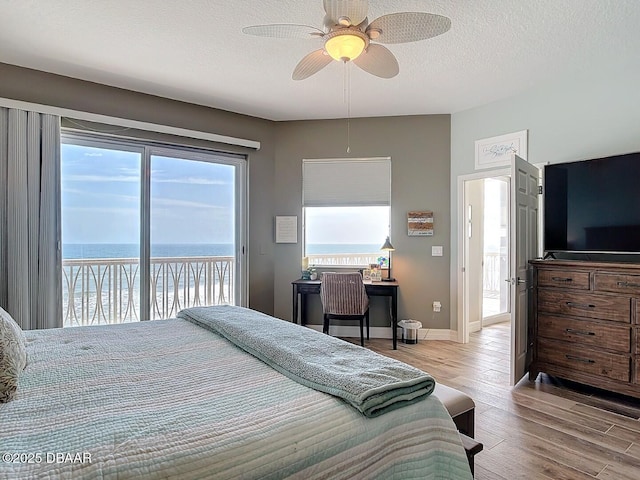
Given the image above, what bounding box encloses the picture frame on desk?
[362,268,372,281]
[369,264,382,282]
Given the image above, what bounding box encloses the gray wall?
[273,115,452,329]
[449,61,640,329]
[0,63,277,315]
[0,63,455,329]
[12,57,633,334]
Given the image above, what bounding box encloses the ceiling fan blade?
[243,24,325,39]
[323,0,368,26]
[353,44,399,78]
[367,12,451,44]
[292,49,333,80]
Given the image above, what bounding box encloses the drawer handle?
[565,354,595,364]
[617,281,640,288]
[565,328,595,336]
[565,301,596,309]
[552,277,573,282]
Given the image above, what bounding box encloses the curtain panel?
[0,107,61,330]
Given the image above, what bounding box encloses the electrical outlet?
[433,301,441,312]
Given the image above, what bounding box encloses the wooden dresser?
[530,260,640,399]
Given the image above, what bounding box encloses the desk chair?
[320,272,370,347]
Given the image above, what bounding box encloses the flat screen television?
[544,152,640,255]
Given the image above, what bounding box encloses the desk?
[291,279,400,349]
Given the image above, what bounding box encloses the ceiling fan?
[242,0,451,80]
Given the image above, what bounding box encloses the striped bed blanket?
[0,309,472,479]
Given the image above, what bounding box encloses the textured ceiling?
[0,0,639,121]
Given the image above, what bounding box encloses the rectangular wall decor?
[475,129,528,169]
[408,211,434,236]
[275,216,297,243]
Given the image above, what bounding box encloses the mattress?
[0,315,472,479]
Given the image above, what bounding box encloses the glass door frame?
[145,145,248,319]
[62,131,248,322]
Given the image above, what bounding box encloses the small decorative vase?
[310,272,318,281]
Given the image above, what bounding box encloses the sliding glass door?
[149,149,240,319]
[61,133,246,327]
[61,141,143,327]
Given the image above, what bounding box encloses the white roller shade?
[303,157,391,207]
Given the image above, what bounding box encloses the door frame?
[456,168,510,344]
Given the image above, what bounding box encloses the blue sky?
[61,144,235,245]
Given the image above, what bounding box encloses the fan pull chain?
[344,61,351,154]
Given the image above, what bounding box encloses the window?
[303,158,391,267]
[61,132,247,327]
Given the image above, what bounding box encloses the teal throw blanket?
[177,305,435,417]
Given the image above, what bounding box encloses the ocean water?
[63,243,234,259]
[63,243,383,259]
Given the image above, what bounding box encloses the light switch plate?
[432,246,443,256]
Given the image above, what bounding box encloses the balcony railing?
[307,253,382,267]
[62,256,234,327]
[483,252,507,295]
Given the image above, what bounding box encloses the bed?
[0,305,472,479]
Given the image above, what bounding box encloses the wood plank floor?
[352,323,640,480]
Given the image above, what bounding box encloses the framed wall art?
[474,129,528,169]
[275,216,297,243]
[407,211,434,236]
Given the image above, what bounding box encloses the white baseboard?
[482,314,510,327]
[305,325,458,342]
[468,320,482,333]
[421,328,458,341]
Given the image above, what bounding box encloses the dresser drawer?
[594,273,640,295]
[538,338,630,382]
[537,315,631,352]
[538,290,631,323]
[537,269,590,290]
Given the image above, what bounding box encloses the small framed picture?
[408,210,434,236]
[369,264,382,281]
[362,269,372,281]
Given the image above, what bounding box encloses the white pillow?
[0,306,27,402]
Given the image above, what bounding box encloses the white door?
[510,154,539,385]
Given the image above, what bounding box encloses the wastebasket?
[397,319,422,344]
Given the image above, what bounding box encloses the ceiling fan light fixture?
[324,30,367,62]
[244,2,453,80]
